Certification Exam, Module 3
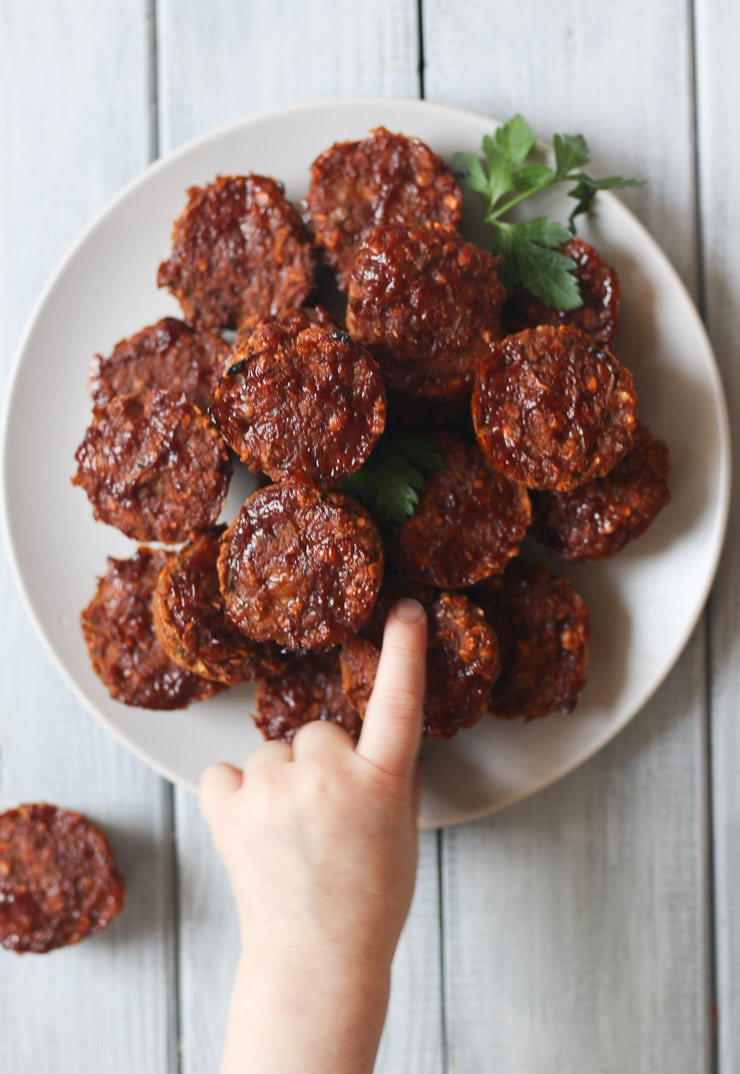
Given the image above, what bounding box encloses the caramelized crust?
[73,390,232,543]
[474,559,590,720]
[212,322,385,489]
[304,127,463,288]
[472,325,638,491]
[218,480,384,651]
[158,174,317,330]
[255,651,363,743]
[81,547,224,709]
[0,803,125,954]
[152,528,286,684]
[347,222,506,398]
[89,317,230,412]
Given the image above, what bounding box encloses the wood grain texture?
[175,795,241,1074]
[156,0,421,154]
[375,834,443,1074]
[154,4,443,1072]
[442,651,711,1074]
[3,0,739,1071]
[423,1,713,1070]
[423,0,698,281]
[694,1,740,1069]
[0,2,176,1072]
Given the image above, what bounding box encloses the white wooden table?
[1,2,738,1071]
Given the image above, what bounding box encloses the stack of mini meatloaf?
[73,127,670,737]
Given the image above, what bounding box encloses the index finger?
[356,599,427,778]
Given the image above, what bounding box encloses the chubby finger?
[199,762,242,824]
[292,717,355,760]
[357,599,427,778]
[245,738,293,771]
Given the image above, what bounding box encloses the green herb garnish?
[452,114,643,310]
[343,430,444,524]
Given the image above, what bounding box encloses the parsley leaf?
[453,115,644,309]
[553,132,590,174]
[342,431,444,524]
[489,112,537,164]
[566,173,644,231]
[515,243,583,310]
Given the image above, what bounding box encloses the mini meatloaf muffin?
[211,322,385,489]
[81,547,223,709]
[474,559,590,720]
[340,582,500,738]
[72,390,232,543]
[254,651,363,744]
[346,222,506,397]
[472,325,638,491]
[503,237,621,345]
[232,304,335,350]
[218,479,384,650]
[89,317,231,412]
[387,432,531,588]
[304,126,463,289]
[0,803,125,954]
[152,527,286,684]
[530,422,671,560]
[157,174,317,331]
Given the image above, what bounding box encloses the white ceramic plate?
[1,99,730,829]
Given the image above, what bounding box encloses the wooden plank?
[0,2,176,1071]
[442,653,710,1074]
[174,797,241,1073]
[423,0,696,280]
[694,2,740,1070]
[154,4,443,1072]
[156,0,421,153]
[424,1,713,1070]
[375,835,443,1073]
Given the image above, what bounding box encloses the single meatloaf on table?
[0,803,125,954]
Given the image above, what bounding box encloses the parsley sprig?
[452,114,643,310]
[343,430,443,524]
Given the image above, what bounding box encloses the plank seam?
[147,0,161,165]
[162,782,184,1074]
[688,3,719,1072]
[437,829,449,1073]
[417,0,426,99]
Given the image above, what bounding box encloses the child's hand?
[199,599,427,1074]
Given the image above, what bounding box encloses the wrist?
[220,949,390,1074]
[239,943,392,1014]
